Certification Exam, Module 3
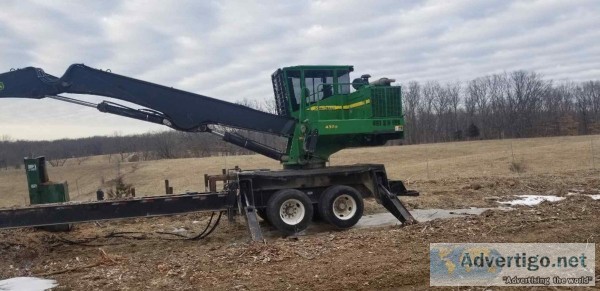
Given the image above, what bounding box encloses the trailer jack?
[377,183,417,225]
[241,192,264,242]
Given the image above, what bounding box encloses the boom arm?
[2,64,407,168]
[0,64,295,135]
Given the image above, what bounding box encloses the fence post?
[509,140,521,176]
[510,140,515,164]
[426,145,430,180]
[96,189,104,201]
[591,138,596,169]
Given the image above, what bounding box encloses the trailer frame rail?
[0,191,233,229]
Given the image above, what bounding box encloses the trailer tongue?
[0,64,417,239]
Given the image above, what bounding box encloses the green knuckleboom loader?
[24,157,71,231]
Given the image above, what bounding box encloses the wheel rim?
[279,198,305,225]
[332,194,357,220]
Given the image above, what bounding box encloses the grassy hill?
[0,134,599,207]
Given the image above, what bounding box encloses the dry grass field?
[1,134,599,207]
[1,135,599,290]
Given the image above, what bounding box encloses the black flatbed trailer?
[0,164,416,241]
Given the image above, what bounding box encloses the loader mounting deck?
[0,165,416,240]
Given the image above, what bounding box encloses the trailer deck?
[0,164,416,241]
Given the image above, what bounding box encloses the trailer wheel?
[266,189,313,235]
[318,185,364,229]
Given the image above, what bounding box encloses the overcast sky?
[0,0,598,140]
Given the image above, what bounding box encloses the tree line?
[402,71,600,144]
[0,129,286,169]
[0,70,599,169]
[0,97,283,169]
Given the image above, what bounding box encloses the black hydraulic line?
[190,212,216,239]
[156,211,223,240]
[56,212,224,245]
[151,211,223,240]
[189,211,223,240]
[222,131,285,161]
[0,65,296,135]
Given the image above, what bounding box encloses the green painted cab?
[271,65,404,168]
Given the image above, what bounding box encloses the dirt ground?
[1,169,599,290]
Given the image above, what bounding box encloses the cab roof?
[280,65,354,72]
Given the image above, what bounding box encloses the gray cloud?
[0,0,598,140]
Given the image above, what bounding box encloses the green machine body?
[24,157,71,231]
[272,66,404,169]
[25,157,71,231]
[24,156,70,204]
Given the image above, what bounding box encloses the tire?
[266,189,314,235]
[318,185,364,229]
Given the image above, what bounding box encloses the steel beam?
[0,192,232,229]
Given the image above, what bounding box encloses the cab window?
[336,70,351,94]
[286,70,302,111]
[304,70,334,104]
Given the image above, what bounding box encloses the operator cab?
[271,65,353,117]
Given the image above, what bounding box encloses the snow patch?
[498,195,564,206]
[567,192,600,200]
[0,277,57,291]
[172,227,187,233]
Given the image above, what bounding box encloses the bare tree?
[152,131,179,159]
[75,156,90,165]
[447,82,461,129]
[0,135,12,142]
[403,81,421,144]
[575,82,596,134]
[48,157,68,167]
[262,97,278,115]
[506,70,549,137]
[419,81,438,143]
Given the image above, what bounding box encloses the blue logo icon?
[431,246,504,281]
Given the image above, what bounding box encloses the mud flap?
[377,184,417,225]
[241,192,264,242]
